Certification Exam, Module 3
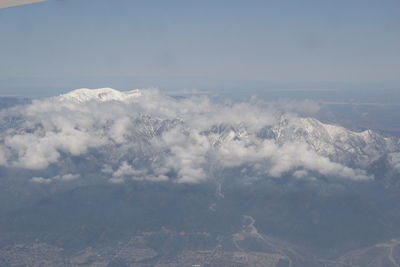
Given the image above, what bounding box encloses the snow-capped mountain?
[56,87,142,103]
[0,88,399,183]
[258,116,399,168]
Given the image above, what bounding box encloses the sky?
[0,0,399,97]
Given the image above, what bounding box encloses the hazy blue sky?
[0,0,399,96]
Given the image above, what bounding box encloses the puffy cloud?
[215,138,369,180]
[54,174,80,181]
[0,88,378,183]
[30,173,80,183]
[104,161,141,183]
[31,177,52,184]
[113,161,141,178]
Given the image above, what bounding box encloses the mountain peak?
[57,88,142,103]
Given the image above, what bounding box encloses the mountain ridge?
[0,87,399,183]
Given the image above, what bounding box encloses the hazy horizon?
[1,0,400,98]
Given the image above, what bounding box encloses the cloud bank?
[0,88,377,183]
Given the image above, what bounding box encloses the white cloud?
[113,161,141,178]
[30,173,80,183]
[54,173,80,181]
[31,177,52,184]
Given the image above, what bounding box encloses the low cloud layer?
[0,88,377,183]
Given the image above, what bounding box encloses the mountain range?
[0,88,400,266]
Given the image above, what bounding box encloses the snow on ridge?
[56,88,142,103]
